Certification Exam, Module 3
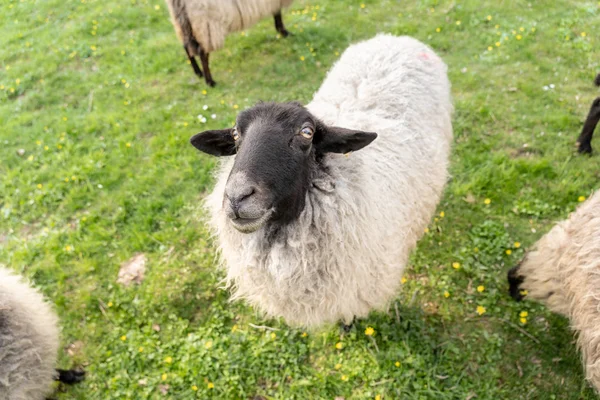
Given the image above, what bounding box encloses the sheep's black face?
[190,102,377,233]
[507,264,525,301]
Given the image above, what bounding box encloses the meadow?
[1,0,599,398]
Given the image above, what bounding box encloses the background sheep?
[190,34,453,329]
[166,0,294,86]
[0,267,84,400]
[508,191,600,392]
[576,73,600,154]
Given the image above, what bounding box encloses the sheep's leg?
[56,369,86,384]
[577,97,600,154]
[184,45,203,78]
[199,49,216,87]
[274,11,289,37]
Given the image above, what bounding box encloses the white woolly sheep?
[166,0,295,86]
[576,73,600,154]
[190,34,453,329]
[0,267,84,400]
[508,191,600,392]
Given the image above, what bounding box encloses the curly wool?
[205,34,453,328]
[166,0,294,54]
[0,267,60,400]
[514,191,600,392]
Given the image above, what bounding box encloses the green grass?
[1,0,599,398]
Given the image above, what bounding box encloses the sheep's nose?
[225,185,256,216]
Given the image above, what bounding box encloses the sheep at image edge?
[165,0,294,86]
[0,267,84,400]
[189,34,453,329]
[508,191,600,392]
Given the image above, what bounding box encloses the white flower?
[202,105,208,110]
[197,114,204,120]
[211,114,216,119]
[97,184,103,189]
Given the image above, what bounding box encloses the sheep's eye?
[232,128,240,141]
[300,126,314,139]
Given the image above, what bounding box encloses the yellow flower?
[71,176,76,181]
[341,375,348,381]
[335,363,342,370]
[439,211,445,218]
[121,335,127,341]
[300,56,305,61]
[514,242,521,248]
[395,361,401,367]
[520,289,528,296]
[335,342,343,350]
[476,305,486,315]
[37,183,43,189]
[301,332,308,337]
[456,20,461,25]
[435,27,441,33]
[365,327,375,336]
[108,301,113,307]
[519,311,528,318]
[335,51,340,56]
[126,142,131,147]
[375,395,381,400]
[139,347,144,352]
[520,317,527,324]
[519,27,525,32]
[164,356,172,364]
[506,249,512,255]
[495,42,501,47]
[360,4,365,8]
[28,155,34,161]
[90,45,96,51]
[161,373,167,381]
[44,146,49,150]
[36,140,42,145]
[57,144,62,149]
[487,46,493,51]
[531,27,536,32]
[233,104,239,109]
[515,34,522,40]
[154,4,160,10]
[65,245,72,251]
[452,262,460,269]
[192,385,198,391]
[205,340,213,349]
[201,89,207,95]
[487,15,492,21]
[477,285,485,293]
[579,196,586,202]
[444,291,450,298]
[232,324,238,332]
[401,276,407,284]
[15,78,20,85]
[207,382,214,389]
[424,227,429,233]
[495,24,499,29]
[65,177,69,182]
[270,332,276,339]
[484,198,491,205]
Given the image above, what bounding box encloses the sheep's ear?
[190,129,236,156]
[315,124,377,154]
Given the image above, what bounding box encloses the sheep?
[508,191,600,392]
[189,34,453,329]
[0,267,84,400]
[165,0,295,87]
[576,73,600,154]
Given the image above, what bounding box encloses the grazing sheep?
[0,267,84,400]
[576,73,600,154]
[190,34,453,328]
[166,0,294,86]
[508,191,600,392]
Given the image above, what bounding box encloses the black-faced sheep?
[508,191,600,392]
[0,267,84,400]
[189,34,453,329]
[165,0,294,86]
[576,73,600,154]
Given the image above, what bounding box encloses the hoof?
[578,142,593,154]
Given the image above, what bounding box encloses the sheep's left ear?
[190,129,236,156]
[314,124,377,154]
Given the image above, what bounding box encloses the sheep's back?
[0,268,59,400]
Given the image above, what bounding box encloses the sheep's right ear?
[190,129,236,156]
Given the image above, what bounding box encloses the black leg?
[199,49,216,87]
[274,11,289,37]
[341,316,356,332]
[184,45,203,78]
[577,97,600,154]
[56,369,86,385]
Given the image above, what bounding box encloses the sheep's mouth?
[229,209,274,233]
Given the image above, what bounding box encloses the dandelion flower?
[207,382,214,389]
[424,227,429,233]
[108,301,113,307]
[506,249,512,255]
[436,27,441,33]
[205,340,213,349]
[375,395,381,400]
[270,332,276,339]
[65,245,72,251]
[519,27,525,32]
[161,373,167,381]
[452,262,460,269]
[164,356,173,364]
[487,15,492,21]
[579,196,586,202]
[401,277,407,284]
[37,183,43,189]
[360,4,365,8]
[201,89,207,95]
[519,311,528,318]
[444,291,450,298]
[395,361,401,367]
[341,375,348,381]
[477,285,485,293]
[520,289,528,296]
[300,56,305,61]
[495,41,501,47]
[301,332,308,337]
[335,363,342,370]
[15,78,20,85]
[514,242,521,248]
[476,305,486,315]
[44,146,49,150]
[365,327,375,336]
[520,317,527,324]
[233,104,239,109]
[139,347,144,352]
[192,385,198,391]
[488,46,493,51]
[439,211,445,218]
[121,335,127,341]
[484,198,491,205]
[456,20,461,25]
[335,342,343,350]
